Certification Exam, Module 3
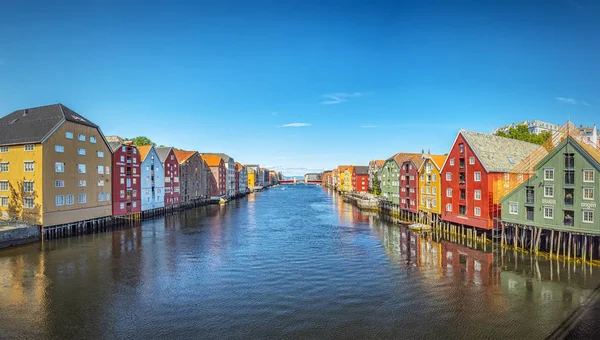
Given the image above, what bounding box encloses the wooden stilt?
[550,229,555,257]
[568,233,572,261]
[535,227,542,254]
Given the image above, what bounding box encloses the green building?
[501,136,600,233]
[380,153,419,206]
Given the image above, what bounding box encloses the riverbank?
[0,223,40,249]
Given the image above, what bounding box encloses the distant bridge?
[279,178,321,185]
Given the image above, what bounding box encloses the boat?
[408,223,432,232]
[219,198,228,205]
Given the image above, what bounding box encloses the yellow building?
[247,168,256,188]
[418,154,446,218]
[337,165,351,191]
[343,166,354,192]
[0,104,113,227]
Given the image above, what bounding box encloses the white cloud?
[555,97,578,104]
[321,92,369,105]
[278,123,311,128]
[361,124,377,128]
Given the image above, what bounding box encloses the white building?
[492,119,560,135]
[139,146,165,211]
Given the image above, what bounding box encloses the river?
[0,185,598,339]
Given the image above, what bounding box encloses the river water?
[0,185,598,339]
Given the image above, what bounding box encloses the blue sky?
[1,0,599,176]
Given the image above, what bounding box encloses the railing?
[564,217,574,226]
[564,196,573,206]
[525,196,534,204]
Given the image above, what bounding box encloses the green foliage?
[125,136,155,146]
[370,177,382,196]
[494,124,551,145]
[8,179,41,225]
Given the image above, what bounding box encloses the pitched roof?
[0,103,100,145]
[404,154,425,169]
[155,147,173,163]
[337,165,352,172]
[200,154,223,167]
[430,155,447,169]
[137,145,153,161]
[386,153,421,166]
[354,166,369,175]
[174,150,197,164]
[460,130,539,172]
[204,153,233,163]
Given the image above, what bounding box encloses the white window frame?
[97,165,104,175]
[0,162,9,172]
[0,146,7,153]
[65,132,73,139]
[78,134,86,142]
[65,194,75,206]
[78,164,86,174]
[23,180,34,193]
[0,181,8,192]
[583,187,594,200]
[78,193,87,204]
[474,207,481,216]
[543,206,554,219]
[446,172,452,181]
[446,188,452,198]
[78,148,86,156]
[583,210,594,223]
[509,202,518,215]
[55,195,65,206]
[55,180,64,188]
[450,158,455,166]
[24,161,34,172]
[24,144,35,151]
[55,162,65,173]
[583,169,594,183]
[97,151,104,158]
[474,190,481,200]
[474,172,481,182]
[544,168,554,181]
[78,180,86,187]
[55,144,65,153]
[90,136,97,144]
[0,196,8,207]
[544,185,554,198]
[23,197,35,209]
[446,203,452,212]
[469,157,475,165]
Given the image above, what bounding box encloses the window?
[121,146,126,152]
[78,193,86,204]
[55,144,65,153]
[78,148,86,155]
[0,181,7,191]
[78,164,86,174]
[120,155,125,162]
[544,169,554,181]
[78,180,86,187]
[474,190,481,200]
[120,167,125,174]
[55,162,64,173]
[55,180,64,188]
[120,202,125,210]
[105,166,110,175]
[23,181,34,193]
[474,207,481,216]
[106,193,110,201]
[171,155,174,160]
[66,194,74,206]
[450,158,455,166]
[544,206,554,219]
[98,192,105,202]
[78,134,86,142]
[564,153,575,168]
[66,132,73,139]
[420,174,425,181]
[97,151,104,158]
[133,178,137,185]
[24,144,34,151]
[0,146,7,153]
[544,186,554,198]
[469,157,475,165]
[446,188,452,197]
[459,143,464,153]
[474,172,481,181]
[22,161,35,173]
[525,186,535,204]
[584,170,594,183]
[459,205,466,215]
[432,187,436,195]
[432,199,437,207]
[584,188,594,200]
[90,136,97,144]
[509,202,518,215]
[120,178,125,184]
[98,180,104,187]
[120,190,125,198]
[23,197,34,209]
[0,162,9,173]
[583,210,594,223]
[426,187,430,194]
[446,172,452,181]
[421,186,424,194]
[526,207,534,221]
[565,170,575,185]
[432,174,437,182]
[55,195,65,206]
[507,157,515,165]
[133,190,137,197]
[0,196,8,207]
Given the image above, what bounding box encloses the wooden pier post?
[568,233,572,261]
[550,229,555,257]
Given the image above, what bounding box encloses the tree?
[370,177,382,196]
[8,179,41,225]
[494,124,551,145]
[124,136,155,146]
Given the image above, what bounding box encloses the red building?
[201,154,226,198]
[440,130,538,230]
[400,154,424,215]
[107,138,141,216]
[156,147,181,206]
[352,166,369,192]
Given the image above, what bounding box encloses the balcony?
[564,216,574,227]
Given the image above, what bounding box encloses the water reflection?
[0,187,598,339]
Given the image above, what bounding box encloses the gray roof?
[354,166,369,175]
[155,147,173,163]
[460,130,539,172]
[0,103,100,145]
